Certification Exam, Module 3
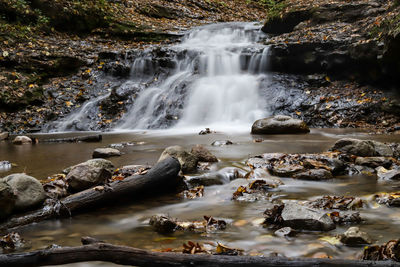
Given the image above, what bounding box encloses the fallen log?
[0,237,399,267]
[39,134,102,143]
[0,157,181,233]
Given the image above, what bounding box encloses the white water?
[50,23,270,133]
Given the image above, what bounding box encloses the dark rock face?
[251,115,310,134]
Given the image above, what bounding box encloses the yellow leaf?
[29,84,34,88]
[65,101,73,107]
[295,111,302,116]
[325,76,331,82]
[361,93,366,97]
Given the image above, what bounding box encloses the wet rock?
[340,227,372,245]
[43,175,69,199]
[280,203,335,231]
[211,140,233,146]
[191,145,218,162]
[309,196,363,210]
[232,179,279,202]
[376,166,400,181]
[0,181,16,219]
[92,148,121,158]
[158,146,198,173]
[66,159,114,191]
[198,128,213,135]
[274,227,297,238]
[272,164,304,177]
[355,157,392,168]
[251,115,310,134]
[329,211,362,225]
[292,168,333,180]
[187,173,226,187]
[375,192,400,207]
[363,239,400,261]
[331,138,393,157]
[116,165,151,178]
[12,136,32,145]
[149,214,179,234]
[0,132,9,141]
[247,157,267,169]
[1,174,46,211]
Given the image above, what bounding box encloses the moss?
[256,0,288,21]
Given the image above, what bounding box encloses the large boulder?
[158,146,198,174]
[281,203,335,231]
[331,138,393,157]
[0,181,16,219]
[66,159,114,191]
[92,148,121,158]
[1,174,46,211]
[251,115,310,134]
[191,145,218,162]
[12,136,32,145]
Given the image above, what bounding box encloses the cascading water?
[49,22,271,132]
[117,22,270,132]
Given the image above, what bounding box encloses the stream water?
[1,130,400,266]
[2,22,400,266]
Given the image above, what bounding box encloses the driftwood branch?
[39,134,102,143]
[0,157,181,233]
[0,238,399,267]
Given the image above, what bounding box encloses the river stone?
[0,181,16,219]
[92,148,121,158]
[191,145,218,162]
[331,138,393,157]
[281,203,335,231]
[158,146,198,173]
[12,136,32,145]
[251,115,310,134]
[211,140,233,146]
[187,173,226,187]
[66,165,112,192]
[292,169,333,180]
[376,166,400,181]
[64,159,115,175]
[340,227,372,245]
[0,132,9,141]
[272,164,304,177]
[1,174,46,211]
[355,157,392,168]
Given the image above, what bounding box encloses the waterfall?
[117,22,270,132]
[48,22,270,133]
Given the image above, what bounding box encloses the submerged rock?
[66,159,114,191]
[191,145,218,162]
[12,136,32,145]
[187,173,226,187]
[158,145,198,173]
[272,164,304,177]
[331,138,393,157]
[251,115,310,134]
[92,147,121,158]
[340,227,372,245]
[1,174,46,211]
